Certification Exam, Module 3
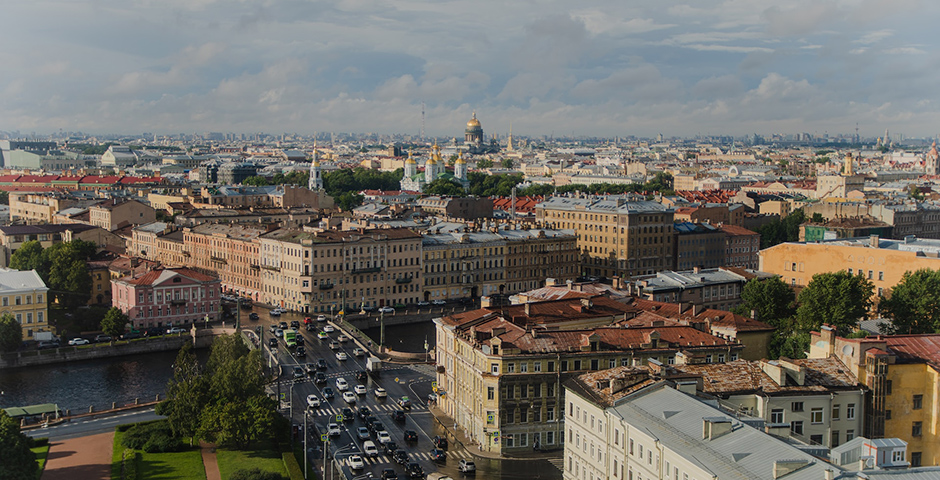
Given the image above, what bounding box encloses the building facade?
[719,224,761,269]
[0,268,49,340]
[183,223,266,300]
[112,267,221,329]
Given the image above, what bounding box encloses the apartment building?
[0,224,108,267]
[8,191,97,224]
[112,267,221,330]
[183,223,267,301]
[719,224,761,269]
[631,266,766,312]
[88,198,156,231]
[0,268,49,340]
[259,227,422,313]
[434,296,743,454]
[536,196,674,279]
[672,222,726,270]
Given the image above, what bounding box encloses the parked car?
[393,448,409,465]
[248,313,260,320]
[363,441,379,457]
[347,454,364,470]
[306,395,321,408]
[429,448,446,461]
[95,334,113,342]
[270,309,281,317]
[417,301,430,306]
[403,430,418,442]
[68,338,90,346]
[120,332,140,340]
[362,305,377,312]
[356,426,371,440]
[379,306,395,313]
[432,435,448,449]
[458,459,476,473]
[432,299,446,305]
[37,340,60,349]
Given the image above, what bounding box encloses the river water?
[0,349,208,414]
[361,321,436,353]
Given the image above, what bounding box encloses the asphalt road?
[23,408,163,441]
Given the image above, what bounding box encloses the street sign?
[336,414,344,422]
[321,434,328,442]
[431,381,437,389]
[486,413,494,423]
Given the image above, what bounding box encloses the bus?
[284,330,297,348]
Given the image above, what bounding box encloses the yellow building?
[759,235,940,299]
[0,268,50,340]
[809,326,940,466]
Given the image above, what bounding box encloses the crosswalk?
[307,403,426,417]
[358,448,474,465]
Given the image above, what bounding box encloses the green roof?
[2,403,60,417]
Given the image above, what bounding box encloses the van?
[363,440,379,457]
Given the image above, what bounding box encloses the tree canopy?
[0,314,23,353]
[796,271,874,336]
[9,239,97,308]
[423,179,466,197]
[100,307,128,338]
[755,209,806,249]
[516,172,675,197]
[0,410,38,479]
[732,276,796,329]
[878,269,940,334]
[467,172,524,197]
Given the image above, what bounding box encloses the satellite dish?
[842,345,854,356]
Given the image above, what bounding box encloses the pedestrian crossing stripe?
[308,404,426,416]
[360,450,471,465]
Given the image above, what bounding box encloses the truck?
[33,331,56,342]
[366,356,382,375]
[284,330,297,348]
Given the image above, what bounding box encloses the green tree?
[756,209,806,248]
[0,410,38,479]
[0,314,23,352]
[334,192,364,211]
[796,271,874,336]
[157,343,208,444]
[100,307,128,338]
[8,240,46,276]
[42,240,96,308]
[423,179,466,197]
[0,190,8,205]
[501,158,514,169]
[243,176,272,186]
[476,158,494,169]
[230,468,284,480]
[878,269,940,334]
[732,277,796,328]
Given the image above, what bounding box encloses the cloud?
[763,2,838,36]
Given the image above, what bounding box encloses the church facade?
[400,143,469,193]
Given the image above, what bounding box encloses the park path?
[200,441,222,480]
[42,431,114,480]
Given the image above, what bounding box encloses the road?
[23,408,163,441]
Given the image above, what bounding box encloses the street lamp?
[332,443,357,480]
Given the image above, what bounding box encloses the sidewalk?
[427,405,562,461]
[200,441,222,480]
[42,431,114,480]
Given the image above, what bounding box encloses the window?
[487,387,494,400]
[846,430,854,441]
[771,409,784,424]
[811,408,823,424]
[911,452,922,467]
[832,404,840,420]
[546,431,554,445]
[913,394,923,410]
[885,381,892,395]
[534,362,542,372]
[548,361,555,372]
[614,429,620,445]
[507,363,515,373]
[912,421,923,437]
[491,364,499,374]
[810,434,823,445]
[879,271,884,281]
[892,451,905,463]
[886,410,892,420]
[520,363,528,373]
[832,431,840,447]
[791,401,804,412]
[847,403,855,420]
[790,421,804,436]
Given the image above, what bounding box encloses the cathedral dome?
[466,112,482,131]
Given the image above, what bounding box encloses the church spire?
[308,140,323,190]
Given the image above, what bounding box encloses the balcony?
[319,283,335,290]
[210,256,227,265]
[261,264,279,272]
[170,299,186,306]
[395,277,413,284]
[352,267,381,274]
[249,264,260,270]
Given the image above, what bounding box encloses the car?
[392,448,408,464]
[362,305,377,312]
[295,346,306,357]
[458,459,476,473]
[384,441,400,455]
[295,335,305,346]
[363,441,379,457]
[376,430,392,444]
[304,316,313,325]
[255,325,263,334]
[347,454,364,470]
[317,359,328,370]
[335,351,348,361]
[432,436,448,449]
[268,337,278,348]
[37,340,60,349]
[306,395,321,408]
[374,387,387,398]
[315,372,327,384]
[432,299,446,305]
[356,370,368,381]
[290,320,300,329]
[293,366,305,379]
[369,421,385,434]
[306,324,316,332]
[317,314,327,322]
[379,306,395,313]
[364,415,378,427]
[398,396,412,409]
[381,468,398,480]
[417,301,430,306]
[429,448,446,462]
[403,430,418,442]
[356,426,371,440]
[68,338,90,346]
[322,387,335,399]
[337,334,349,342]
[327,423,341,436]
[406,462,425,479]
[278,321,288,329]
[335,377,349,390]
[248,313,260,320]
[357,407,371,419]
[343,391,357,404]
[95,334,113,342]
[274,328,284,338]
[270,309,281,317]
[318,331,328,340]
[322,325,335,333]
[354,384,367,395]
[121,332,141,340]
[341,407,355,421]
[329,340,340,350]
[391,410,406,422]
[305,363,316,375]
[353,347,365,357]
[269,324,278,333]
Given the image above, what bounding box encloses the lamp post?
[379,310,385,352]
[332,443,357,480]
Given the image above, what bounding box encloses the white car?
[363,441,379,457]
[347,455,364,470]
[275,328,284,338]
[270,309,281,317]
[336,351,348,361]
[432,299,446,305]
[376,430,392,444]
[343,391,357,404]
[316,315,327,322]
[353,347,365,357]
[68,338,90,346]
[374,387,387,398]
[335,377,349,391]
[337,334,349,342]
[327,423,341,436]
[322,325,335,333]
[417,301,430,306]
[354,385,367,395]
[379,306,395,313]
[306,395,321,408]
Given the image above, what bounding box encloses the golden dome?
[455,152,465,164]
[406,150,416,164]
[466,112,481,129]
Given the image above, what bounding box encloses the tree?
[732,277,796,329]
[476,158,494,169]
[0,314,23,353]
[878,269,940,334]
[9,240,46,275]
[501,158,514,169]
[243,176,272,186]
[41,240,96,308]
[100,307,128,338]
[157,343,208,444]
[423,179,466,197]
[0,190,8,205]
[334,192,364,211]
[796,271,874,336]
[0,410,38,479]
[230,468,284,480]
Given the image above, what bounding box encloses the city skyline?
[3,0,939,138]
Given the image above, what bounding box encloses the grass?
[112,428,207,480]
[32,444,50,479]
[216,441,289,479]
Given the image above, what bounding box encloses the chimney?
[773,460,809,479]
[675,380,697,395]
[870,234,879,248]
[693,265,701,274]
[566,279,573,290]
[692,304,704,316]
[825,470,834,480]
[750,309,757,320]
[702,417,733,441]
[764,423,790,438]
[524,303,531,316]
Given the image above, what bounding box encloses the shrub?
[30,437,49,447]
[121,449,140,480]
[121,420,184,453]
[230,468,285,480]
[282,452,304,480]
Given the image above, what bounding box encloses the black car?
[254,325,263,334]
[268,337,278,348]
[369,421,385,434]
[317,359,328,370]
[384,441,399,456]
[322,387,334,399]
[290,320,300,329]
[392,449,409,465]
[357,406,371,419]
[391,410,406,422]
[432,435,448,449]
[295,335,305,346]
[381,469,398,480]
[315,372,327,384]
[278,321,288,330]
[305,324,316,332]
[295,346,306,357]
[306,363,316,375]
[405,462,424,479]
[403,430,418,442]
[429,448,446,462]
[364,415,378,426]
[248,313,260,320]
[120,332,141,340]
[341,407,355,422]
[356,370,368,381]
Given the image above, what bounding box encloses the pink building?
[112,266,221,329]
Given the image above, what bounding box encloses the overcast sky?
[3,0,939,138]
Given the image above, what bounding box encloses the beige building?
[89,198,156,231]
[0,268,50,341]
[8,192,91,224]
[183,223,266,300]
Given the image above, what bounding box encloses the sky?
[2,0,939,138]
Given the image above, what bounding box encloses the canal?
[361,320,436,353]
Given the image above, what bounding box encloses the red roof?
[124,266,219,286]
[719,225,758,236]
[80,176,123,184]
[18,175,58,183]
[885,335,940,369]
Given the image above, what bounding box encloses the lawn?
[32,443,50,479]
[112,429,207,480]
[216,442,289,479]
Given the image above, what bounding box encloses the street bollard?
[112,402,116,410]
[135,398,139,405]
[89,406,94,413]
